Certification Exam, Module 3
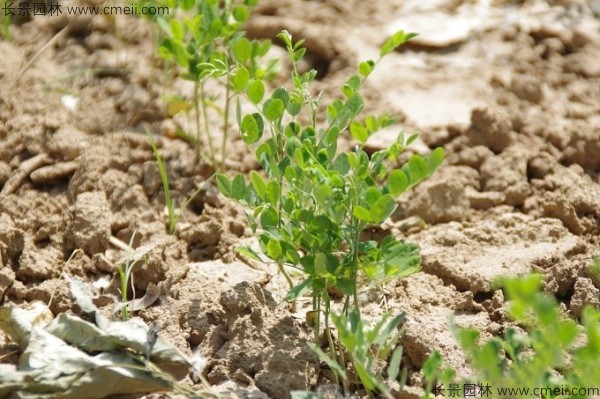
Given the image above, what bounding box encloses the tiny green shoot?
[147,130,178,234]
[117,231,144,321]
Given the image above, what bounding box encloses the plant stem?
[196,83,216,166]
[277,262,296,312]
[352,219,362,317]
[324,290,345,393]
[119,266,128,321]
[221,77,231,171]
[315,294,321,344]
[193,81,202,160]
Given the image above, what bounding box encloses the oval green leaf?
[247,79,265,104]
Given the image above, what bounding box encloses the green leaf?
[353,206,373,222]
[169,19,184,40]
[428,147,444,174]
[250,171,267,200]
[332,153,350,174]
[354,362,377,391]
[287,98,302,116]
[266,239,283,260]
[260,206,279,228]
[240,113,264,144]
[237,246,262,262]
[277,30,293,49]
[265,180,280,205]
[230,174,246,201]
[232,4,248,22]
[294,148,305,168]
[358,60,375,77]
[345,93,364,119]
[350,121,368,143]
[371,194,397,223]
[215,174,231,198]
[313,183,331,208]
[388,169,409,196]
[408,154,428,184]
[232,66,250,92]
[208,18,223,38]
[285,278,312,301]
[388,346,403,382]
[343,75,361,98]
[365,187,382,207]
[307,342,347,379]
[272,87,289,108]
[314,253,327,275]
[255,40,271,57]
[263,98,285,122]
[233,37,252,62]
[382,238,420,278]
[406,133,419,146]
[380,31,417,56]
[247,79,265,104]
[335,277,354,296]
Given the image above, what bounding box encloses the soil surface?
[1,1,599,398]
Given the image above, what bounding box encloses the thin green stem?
[351,219,362,317]
[323,290,345,393]
[315,294,321,344]
[221,76,231,171]
[277,262,296,312]
[119,267,128,321]
[199,83,217,165]
[193,81,202,160]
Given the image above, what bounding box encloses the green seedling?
[217,29,443,395]
[423,274,600,398]
[147,131,178,234]
[308,310,407,398]
[155,0,276,170]
[117,232,144,321]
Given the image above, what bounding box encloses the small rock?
[570,277,600,316]
[466,187,505,210]
[30,162,78,184]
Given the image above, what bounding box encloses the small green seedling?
[147,130,178,234]
[217,29,443,395]
[423,274,600,398]
[307,310,407,397]
[117,232,144,321]
[155,0,276,170]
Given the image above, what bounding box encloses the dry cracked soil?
[0,0,599,398]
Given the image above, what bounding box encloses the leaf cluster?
[218,30,443,302]
[423,275,600,398]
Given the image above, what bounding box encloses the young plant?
[423,274,600,398]
[217,30,443,395]
[117,232,144,321]
[308,311,407,397]
[156,0,276,170]
[147,131,178,234]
